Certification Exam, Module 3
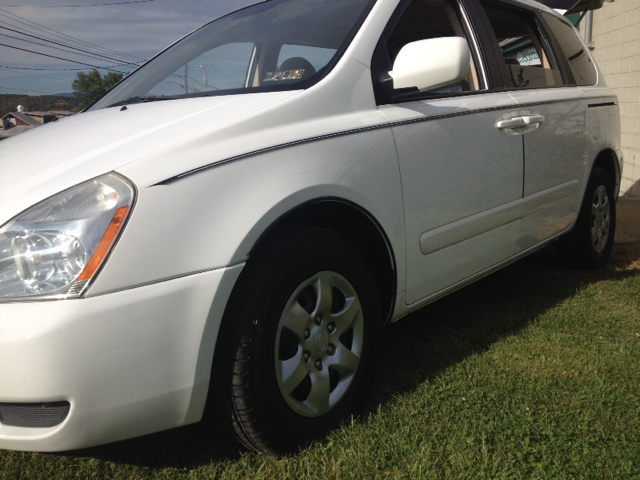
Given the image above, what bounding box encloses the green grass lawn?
[2,242,639,479]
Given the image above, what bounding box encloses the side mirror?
[389,37,471,92]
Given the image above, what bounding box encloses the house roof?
[21,111,58,117]
[50,110,75,117]
[4,112,41,127]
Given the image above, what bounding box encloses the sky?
[0,0,255,96]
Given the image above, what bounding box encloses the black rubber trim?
[537,11,578,85]
[505,96,586,107]
[461,0,506,89]
[588,102,616,108]
[152,124,387,186]
[535,10,574,85]
[152,96,587,186]
[472,0,516,88]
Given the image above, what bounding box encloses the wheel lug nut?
[315,315,322,325]
[304,329,310,339]
[303,351,310,361]
[327,323,335,333]
[327,344,335,355]
[315,359,322,371]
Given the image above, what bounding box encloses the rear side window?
[542,12,597,86]
[480,2,563,89]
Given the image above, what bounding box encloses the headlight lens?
[0,173,135,301]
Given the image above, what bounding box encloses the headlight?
[0,173,135,302]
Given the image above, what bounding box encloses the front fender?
[88,126,405,297]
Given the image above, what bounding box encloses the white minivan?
[0,0,621,455]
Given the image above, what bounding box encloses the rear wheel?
[210,227,380,455]
[557,167,616,269]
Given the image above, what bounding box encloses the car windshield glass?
[90,0,375,110]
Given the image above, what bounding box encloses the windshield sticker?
[263,69,305,82]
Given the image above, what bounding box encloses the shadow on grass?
[368,242,639,405]
[56,242,640,469]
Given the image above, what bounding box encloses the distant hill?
[0,94,80,116]
[52,93,75,98]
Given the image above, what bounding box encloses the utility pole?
[192,65,214,90]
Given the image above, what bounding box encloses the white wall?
[591,0,640,197]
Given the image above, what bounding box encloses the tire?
[556,167,616,269]
[210,227,380,455]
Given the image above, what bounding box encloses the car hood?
[0,91,300,226]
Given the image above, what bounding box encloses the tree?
[72,69,123,110]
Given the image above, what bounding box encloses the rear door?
[478,1,588,248]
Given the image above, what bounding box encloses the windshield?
[90,0,376,110]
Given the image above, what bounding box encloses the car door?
[477,1,588,250]
[373,0,525,305]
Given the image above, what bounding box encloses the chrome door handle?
[496,118,525,129]
[520,115,545,125]
[496,115,544,129]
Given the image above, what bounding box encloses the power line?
[0,19,146,66]
[0,65,94,71]
[0,32,141,67]
[0,67,74,82]
[0,25,143,66]
[0,0,158,7]
[0,5,148,95]
[0,85,54,94]
[0,8,147,63]
[0,17,146,64]
[0,42,127,72]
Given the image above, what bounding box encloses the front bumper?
[0,264,242,452]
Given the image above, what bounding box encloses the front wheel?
[210,227,380,455]
[556,167,616,269]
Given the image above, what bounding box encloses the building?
[0,108,74,141]
[589,0,640,197]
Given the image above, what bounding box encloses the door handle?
[496,118,525,129]
[521,114,544,125]
[496,115,544,129]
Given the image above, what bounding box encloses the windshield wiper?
[108,96,172,108]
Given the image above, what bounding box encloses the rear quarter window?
[542,12,597,86]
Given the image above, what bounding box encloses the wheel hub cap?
[274,271,364,418]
